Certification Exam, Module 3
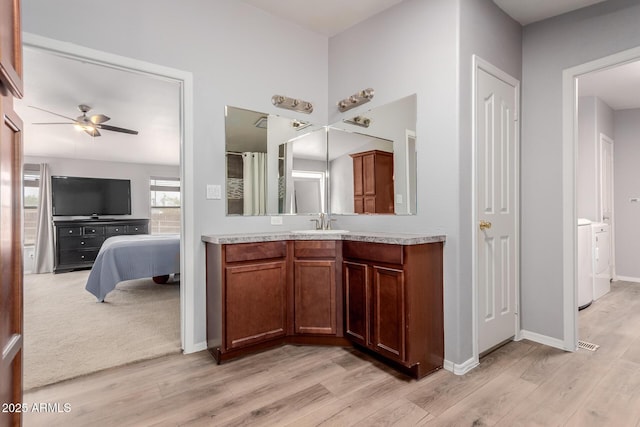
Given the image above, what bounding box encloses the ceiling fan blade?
[96,123,138,135]
[32,122,75,125]
[90,114,110,124]
[84,128,101,137]
[28,105,75,121]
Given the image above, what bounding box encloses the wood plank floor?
[23,281,640,426]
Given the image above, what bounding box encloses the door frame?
[562,45,640,351]
[598,133,615,280]
[471,55,521,364]
[21,33,198,353]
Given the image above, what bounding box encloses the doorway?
[18,33,195,387]
[472,56,520,361]
[562,45,640,350]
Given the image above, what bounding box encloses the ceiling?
[578,61,640,110]
[241,0,609,33]
[19,0,632,167]
[16,46,181,166]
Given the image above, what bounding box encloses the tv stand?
[53,218,149,273]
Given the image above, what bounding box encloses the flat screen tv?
[51,176,131,217]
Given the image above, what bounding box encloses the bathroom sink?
[290,229,348,234]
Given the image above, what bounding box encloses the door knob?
[479,220,492,231]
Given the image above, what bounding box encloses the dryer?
[592,222,611,300]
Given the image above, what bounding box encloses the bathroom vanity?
[203,231,444,379]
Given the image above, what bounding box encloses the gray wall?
[577,96,614,221]
[613,108,640,279]
[521,0,640,339]
[24,156,179,219]
[329,0,521,365]
[22,0,329,350]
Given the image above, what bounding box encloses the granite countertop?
[201,230,446,245]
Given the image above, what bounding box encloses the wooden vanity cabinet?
[206,237,443,379]
[350,149,394,214]
[293,241,342,336]
[343,240,444,378]
[206,241,287,361]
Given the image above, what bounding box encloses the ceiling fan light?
[73,124,84,132]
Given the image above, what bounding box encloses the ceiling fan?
[30,104,139,137]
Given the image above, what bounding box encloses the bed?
[85,234,180,302]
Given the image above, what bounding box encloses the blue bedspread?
[85,234,180,301]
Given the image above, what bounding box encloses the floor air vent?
[578,340,600,351]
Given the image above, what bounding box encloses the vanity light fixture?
[271,94,313,114]
[343,115,371,128]
[291,119,312,131]
[337,88,375,112]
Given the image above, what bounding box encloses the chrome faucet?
[310,213,336,230]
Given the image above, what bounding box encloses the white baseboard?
[519,330,568,350]
[615,275,640,283]
[184,341,207,354]
[443,357,479,375]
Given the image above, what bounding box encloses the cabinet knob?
[81,241,85,245]
[115,228,119,232]
[69,230,73,234]
[134,227,138,231]
[80,255,85,259]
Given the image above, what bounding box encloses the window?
[23,164,41,246]
[150,177,180,235]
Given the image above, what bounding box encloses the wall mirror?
[328,94,417,215]
[225,94,416,216]
[225,106,325,215]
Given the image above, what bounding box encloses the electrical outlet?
[270,216,283,225]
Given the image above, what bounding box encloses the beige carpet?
[23,270,181,390]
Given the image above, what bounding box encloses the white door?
[476,62,519,355]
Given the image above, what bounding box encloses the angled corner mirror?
[225,94,416,216]
[328,94,417,215]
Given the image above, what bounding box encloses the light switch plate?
[206,184,222,200]
[396,194,403,204]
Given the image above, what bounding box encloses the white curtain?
[33,163,54,273]
[242,152,267,215]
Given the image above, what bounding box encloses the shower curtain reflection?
[242,152,267,215]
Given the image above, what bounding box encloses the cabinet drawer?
[59,226,82,236]
[126,224,148,234]
[58,236,104,251]
[59,249,99,265]
[83,226,104,236]
[225,241,286,263]
[106,225,126,235]
[343,241,403,265]
[294,241,336,258]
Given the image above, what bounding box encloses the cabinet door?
[344,261,369,346]
[363,153,376,196]
[224,260,286,350]
[294,260,336,335]
[0,0,23,97]
[371,266,405,362]
[364,196,376,214]
[353,155,364,196]
[0,92,23,426]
